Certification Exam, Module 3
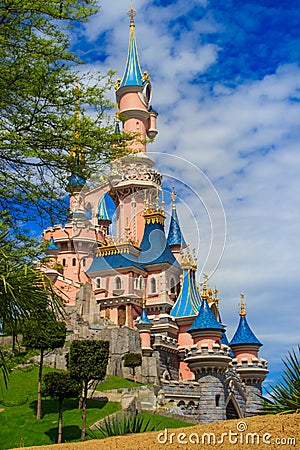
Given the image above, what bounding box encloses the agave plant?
[263,345,300,414]
[94,411,161,437]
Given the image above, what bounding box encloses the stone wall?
[39,324,160,384]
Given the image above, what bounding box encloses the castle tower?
[170,248,201,380]
[167,187,186,264]
[109,5,161,246]
[230,294,268,416]
[136,295,153,356]
[184,276,231,423]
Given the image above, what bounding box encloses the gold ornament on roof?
[201,273,208,300]
[181,246,197,270]
[115,78,121,91]
[171,186,177,209]
[239,292,247,317]
[128,2,136,30]
[142,71,150,83]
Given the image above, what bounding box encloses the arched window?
[86,202,92,220]
[82,258,86,267]
[62,258,66,267]
[150,277,156,294]
[170,277,176,294]
[96,278,101,289]
[72,258,76,266]
[215,394,220,407]
[114,276,122,290]
[134,275,143,290]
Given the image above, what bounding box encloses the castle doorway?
[118,305,126,326]
[226,399,240,419]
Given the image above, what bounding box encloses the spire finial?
[128,2,136,30]
[239,292,247,317]
[201,273,208,300]
[171,186,177,210]
[142,277,146,308]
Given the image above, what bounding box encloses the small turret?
[115,4,158,153]
[136,294,153,356]
[230,294,268,416]
[167,187,186,264]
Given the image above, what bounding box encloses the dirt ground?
[23,413,299,450]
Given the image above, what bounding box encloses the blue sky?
[70,0,300,386]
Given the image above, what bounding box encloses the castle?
[41,6,268,423]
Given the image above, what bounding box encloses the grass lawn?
[0,366,121,449]
[96,374,145,391]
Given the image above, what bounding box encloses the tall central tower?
[109,5,161,245]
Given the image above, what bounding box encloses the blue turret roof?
[170,268,201,317]
[47,236,58,252]
[230,315,262,347]
[98,195,111,222]
[66,172,86,191]
[119,11,145,89]
[189,298,225,332]
[139,213,179,267]
[137,305,152,325]
[167,207,186,247]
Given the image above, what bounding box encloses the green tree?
[22,311,66,420]
[123,352,142,383]
[69,340,109,440]
[0,228,64,386]
[263,346,300,414]
[42,371,81,443]
[0,0,129,233]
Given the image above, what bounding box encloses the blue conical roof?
[47,236,58,252]
[98,195,111,222]
[189,298,225,332]
[167,207,186,247]
[139,212,178,267]
[137,306,152,325]
[66,172,86,191]
[230,315,262,347]
[170,268,201,317]
[119,12,145,88]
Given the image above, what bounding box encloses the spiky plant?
[94,412,161,437]
[263,345,300,414]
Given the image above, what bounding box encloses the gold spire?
[171,186,177,210]
[239,292,247,317]
[142,277,146,308]
[201,273,208,300]
[69,80,85,165]
[128,2,136,30]
[213,287,219,311]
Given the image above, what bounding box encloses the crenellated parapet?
[231,357,268,383]
[185,343,232,375]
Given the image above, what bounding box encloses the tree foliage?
[123,352,142,383]
[43,371,81,443]
[69,340,109,440]
[0,0,129,231]
[263,346,300,414]
[22,311,66,419]
[123,352,142,369]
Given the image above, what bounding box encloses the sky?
[70,0,300,387]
